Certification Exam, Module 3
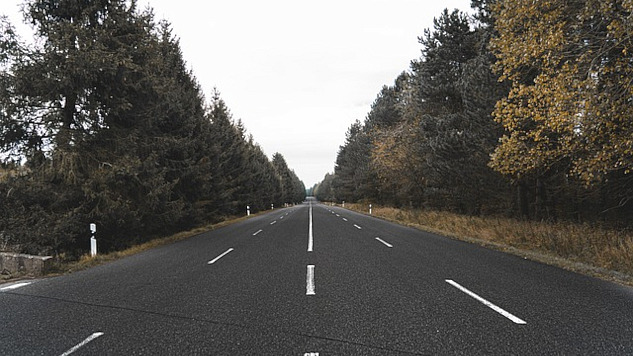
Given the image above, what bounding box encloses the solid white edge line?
[375,237,393,248]
[0,282,31,291]
[445,279,526,325]
[59,332,104,356]
[308,201,314,252]
[354,224,362,229]
[208,248,234,265]
[252,229,263,236]
[306,265,315,295]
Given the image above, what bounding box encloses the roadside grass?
[32,212,265,279]
[338,203,633,286]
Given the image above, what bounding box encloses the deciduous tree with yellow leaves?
[490,0,633,194]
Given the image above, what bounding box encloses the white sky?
[2,0,473,187]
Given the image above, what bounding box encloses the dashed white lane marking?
[306,265,315,295]
[342,218,348,221]
[208,248,234,265]
[308,201,314,252]
[353,224,362,230]
[270,221,277,225]
[336,214,340,217]
[445,279,527,325]
[59,332,104,356]
[0,282,31,291]
[375,237,393,248]
[253,229,263,236]
[304,353,319,356]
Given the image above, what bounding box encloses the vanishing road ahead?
[2,198,633,355]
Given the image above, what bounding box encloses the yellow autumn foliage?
[490,0,633,182]
[370,121,424,201]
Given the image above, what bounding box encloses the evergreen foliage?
[0,0,304,256]
[317,0,633,225]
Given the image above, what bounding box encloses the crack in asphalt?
[3,291,427,355]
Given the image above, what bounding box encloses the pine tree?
[408,9,485,211]
[332,120,375,203]
[206,89,250,214]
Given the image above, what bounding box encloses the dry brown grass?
[340,203,633,285]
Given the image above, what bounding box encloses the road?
[1,199,633,355]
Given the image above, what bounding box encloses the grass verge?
[338,203,633,286]
[1,212,262,282]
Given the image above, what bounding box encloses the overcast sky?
[3,0,473,187]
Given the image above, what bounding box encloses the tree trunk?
[517,182,529,219]
[535,178,547,220]
[58,92,77,150]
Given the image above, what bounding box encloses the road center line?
[270,220,277,225]
[252,229,263,236]
[306,265,315,295]
[375,237,393,248]
[308,201,314,252]
[208,248,234,265]
[354,224,362,229]
[445,279,526,324]
[59,332,104,356]
[0,282,31,291]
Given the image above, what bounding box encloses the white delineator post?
[369,204,372,215]
[90,223,97,257]
[271,203,274,210]
[247,205,251,216]
[342,201,345,208]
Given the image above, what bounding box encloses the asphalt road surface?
[2,199,633,355]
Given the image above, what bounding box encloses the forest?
[0,0,306,257]
[313,0,633,227]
